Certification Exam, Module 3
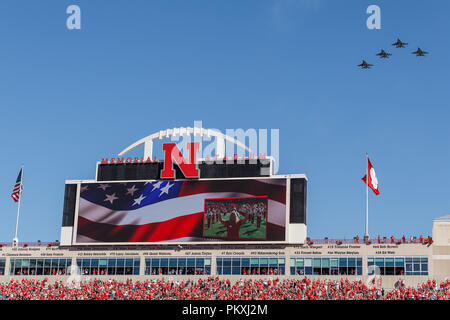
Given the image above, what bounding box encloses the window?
[383,258,394,275]
[231,258,240,275]
[339,258,347,275]
[330,258,338,275]
[116,259,125,275]
[9,258,72,276]
[76,258,140,276]
[321,258,330,275]
[304,258,312,275]
[367,256,428,276]
[291,257,363,276]
[169,258,177,275]
[357,258,362,275]
[0,259,6,276]
[258,258,268,275]
[250,258,259,275]
[217,257,285,275]
[178,258,186,275]
[108,258,116,274]
[145,257,210,276]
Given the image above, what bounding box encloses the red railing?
[0,242,58,248]
[306,237,432,245]
[0,237,433,247]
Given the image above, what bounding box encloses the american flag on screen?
[11,168,23,202]
[76,179,286,243]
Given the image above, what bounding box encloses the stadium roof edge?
[433,214,450,222]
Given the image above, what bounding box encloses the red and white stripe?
[11,183,23,202]
[76,179,286,243]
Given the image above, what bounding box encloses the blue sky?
[0,0,449,242]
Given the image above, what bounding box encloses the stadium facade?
[0,127,449,288]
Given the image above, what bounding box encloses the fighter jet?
[412,47,428,56]
[392,38,408,48]
[358,60,373,69]
[376,49,392,58]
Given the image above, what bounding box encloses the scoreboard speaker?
[289,178,307,224]
[62,184,77,227]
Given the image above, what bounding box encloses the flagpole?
[13,164,24,246]
[365,153,369,240]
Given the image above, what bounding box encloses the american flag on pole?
[76,179,286,243]
[11,168,23,202]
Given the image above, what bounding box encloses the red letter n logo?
[160,142,200,178]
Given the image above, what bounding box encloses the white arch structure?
[118,127,252,160]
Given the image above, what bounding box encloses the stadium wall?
[432,216,450,279]
[0,242,440,289]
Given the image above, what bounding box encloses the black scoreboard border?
[96,159,273,181]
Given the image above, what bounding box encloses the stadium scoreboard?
[60,140,307,246]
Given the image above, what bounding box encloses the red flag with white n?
[362,158,380,195]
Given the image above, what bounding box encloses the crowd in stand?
[315,235,433,245]
[0,277,448,300]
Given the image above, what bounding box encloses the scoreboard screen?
[73,178,287,244]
